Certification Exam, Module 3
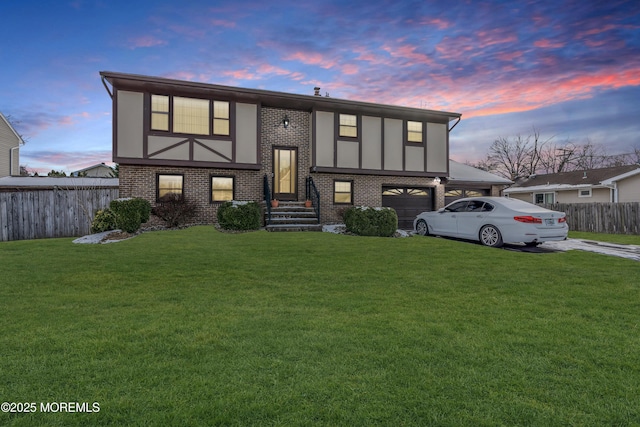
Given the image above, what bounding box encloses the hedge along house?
[100,71,462,228]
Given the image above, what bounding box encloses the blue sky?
[1,0,639,174]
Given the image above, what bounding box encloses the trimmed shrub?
[131,198,151,223]
[110,198,142,233]
[152,193,197,228]
[217,201,261,231]
[344,206,398,237]
[91,208,117,234]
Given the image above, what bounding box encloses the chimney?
[314,87,321,96]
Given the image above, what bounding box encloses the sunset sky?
[1,0,639,174]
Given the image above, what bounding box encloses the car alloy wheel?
[480,225,503,248]
[416,219,429,236]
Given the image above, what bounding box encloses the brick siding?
[119,106,444,225]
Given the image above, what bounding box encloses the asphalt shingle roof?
[511,165,640,188]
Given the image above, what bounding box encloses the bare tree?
[571,140,608,170]
[484,132,544,180]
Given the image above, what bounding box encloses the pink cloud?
[420,17,452,30]
[497,50,524,61]
[128,35,167,49]
[341,63,359,75]
[210,19,236,29]
[382,42,434,66]
[576,24,617,38]
[475,29,518,47]
[284,51,338,69]
[534,39,565,49]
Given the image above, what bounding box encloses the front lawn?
[1,227,639,426]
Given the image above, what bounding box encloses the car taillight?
[558,217,566,223]
[514,215,542,224]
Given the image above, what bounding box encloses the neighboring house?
[444,160,513,204]
[100,71,462,227]
[504,165,640,204]
[0,112,25,177]
[71,162,115,177]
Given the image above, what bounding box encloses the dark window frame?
[333,179,354,205]
[156,173,184,201]
[405,120,425,145]
[338,113,358,139]
[149,93,232,138]
[210,175,235,203]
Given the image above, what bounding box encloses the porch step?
[265,201,321,232]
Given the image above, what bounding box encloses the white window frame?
[578,188,592,198]
[534,192,555,204]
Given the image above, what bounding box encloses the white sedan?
[413,197,568,248]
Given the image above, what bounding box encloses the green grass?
[1,227,639,426]
[569,231,640,245]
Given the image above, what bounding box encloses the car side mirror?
[438,208,446,213]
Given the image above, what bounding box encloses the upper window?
[407,121,423,143]
[174,96,210,135]
[157,174,183,200]
[151,95,169,131]
[150,95,230,137]
[339,114,358,138]
[213,101,230,136]
[211,176,234,202]
[334,180,353,204]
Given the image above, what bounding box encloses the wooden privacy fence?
[543,202,640,235]
[0,187,119,242]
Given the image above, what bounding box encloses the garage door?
[382,186,433,230]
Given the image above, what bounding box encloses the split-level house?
[100,71,462,228]
[504,164,640,204]
[0,112,24,178]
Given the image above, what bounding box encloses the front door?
[273,147,297,200]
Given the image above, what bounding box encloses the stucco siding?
[336,140,359,168]
[235,103,258,164]
[405,145,424,172]
[361,116,382,170]
[426,122,447,173]
[618,174,640,202]
[384,118,403,171]
[116,90,144,158]
[315,111,334,167]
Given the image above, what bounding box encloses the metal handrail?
[263,174,272,225]
[305,176,320,221]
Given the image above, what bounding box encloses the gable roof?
[447,160,513,185]
[100,71,462,124]
[0,112,26,146]
[71,163,114,176]
[504,164,640,194]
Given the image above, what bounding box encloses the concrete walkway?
[541,239,640,262]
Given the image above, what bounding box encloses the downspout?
[448,116,461,132]
[101,75,113,99]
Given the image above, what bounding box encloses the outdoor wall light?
[433,177,441,185]
[283,115,290,129]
